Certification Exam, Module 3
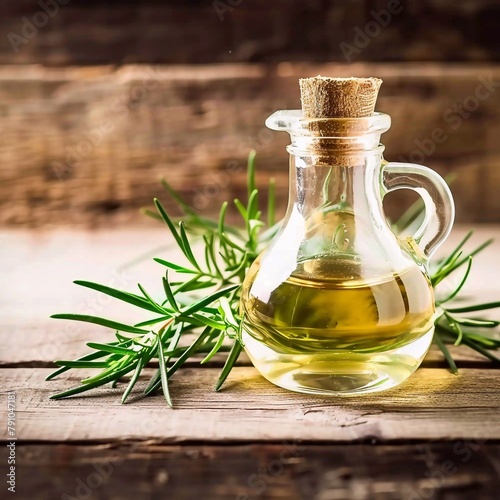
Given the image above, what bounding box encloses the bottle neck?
[266,111,394,261]
[287,149,386,226]
[263,112,415,274]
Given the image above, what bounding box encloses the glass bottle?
[241,110,455,395]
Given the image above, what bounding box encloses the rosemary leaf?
[215,340,243,392]
[180,284,239,316]
[51,314,148,334]
[433,332,458,375]
[461,337,500,364]
[122,353,148,404]
[50,362,139,400]
[158,340,172,407]
[437,257,473,305]
[446,302,500,313]
[154,197,185,251]
[86,343,136,356]
[153,258,197,274]
[49,151,499,407]
[247,149,257,197]
[160,178,197,216]
[162,272,180,312]
[201,331,226,364]
[54,361,109,369]
[74,280,161,314]
[138,283,171,315]
[46,350,111,381]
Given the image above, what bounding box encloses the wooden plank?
[0,325,490,370]
[2,226,499,367]
[1,367,499,443]
[0,64,499,226]
[1,1,499,66]
[1,443,499,500]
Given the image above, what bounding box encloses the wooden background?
[1,0,500,226]
[1,227,500,499]
[1,4,500,497]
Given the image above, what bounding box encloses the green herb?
[394,206,500,374]
[49,152,499,403]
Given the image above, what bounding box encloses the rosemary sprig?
[49,152,499,404]
[394,209,499,373]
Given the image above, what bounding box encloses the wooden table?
[1,226,499,499]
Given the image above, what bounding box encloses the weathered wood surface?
[1,63,500,226]
[1,226,500,445]
[1,226,498,367]
[1,327,489,370]
[1,227,499,498]
[1,443,499,500]
[2,366,500,443]
[1,0,499,66]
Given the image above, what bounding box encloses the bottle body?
[241,254,435,395]
[240,111,454,395]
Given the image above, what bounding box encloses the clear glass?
[240,111,455,395]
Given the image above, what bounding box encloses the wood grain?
[0,326,490,370]
[2,2,500,496]
[1,222,498,466]
[1,366,499,443]
[1,227,500,498]
[1,443,499,500]
[1,64,500,226]
[1,0,499,66]
[2,226,499,367]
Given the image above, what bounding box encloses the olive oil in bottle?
[241,257,436,394]
[239,76,454,395]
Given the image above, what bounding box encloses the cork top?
[299,76,382,119]
[291,76,385,166]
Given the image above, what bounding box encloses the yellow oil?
[241,257,436,395]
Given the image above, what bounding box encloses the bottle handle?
[382,162,455,260]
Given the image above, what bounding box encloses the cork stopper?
[296,76,383,166]
[299,76,382,118]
